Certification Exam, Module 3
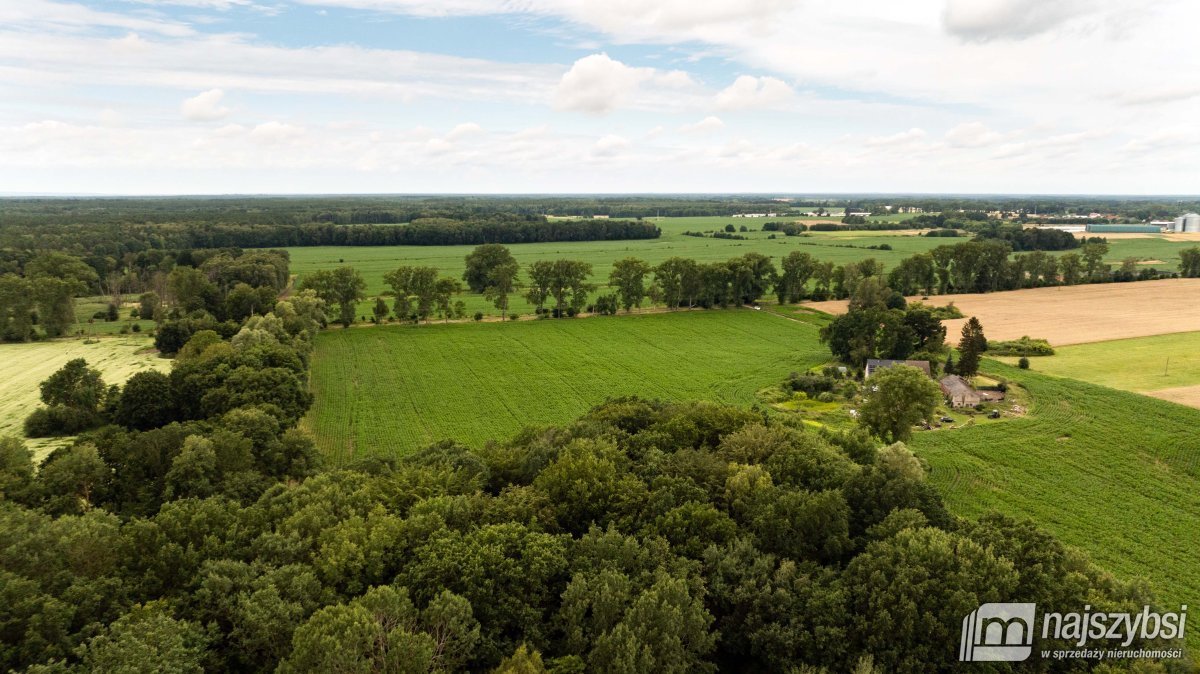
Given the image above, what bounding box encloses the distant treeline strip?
[0,218,661,255]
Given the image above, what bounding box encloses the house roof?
[939,375,978,397]
[865,359,931,377]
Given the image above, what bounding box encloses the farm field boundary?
[806,278,1200,346]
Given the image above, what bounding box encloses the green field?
[0,336,169,461]
[285,217,1199,319]
[285,217,947,317]
[304,309,828,462]
[910,361,1200,650]
[999,331,1200,394]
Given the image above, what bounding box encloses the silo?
[1185,213,1200,233]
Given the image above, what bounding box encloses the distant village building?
[865,359,931,379]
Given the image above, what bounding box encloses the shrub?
[1018,357,1030,369]
[24,405,102,437]
[473,312,484,322]
[988,336,1055,357]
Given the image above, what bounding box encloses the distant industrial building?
[1170,213,1200,233]
[1089,223,1161,233]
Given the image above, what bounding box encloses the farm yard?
[0,336,169,461]
[807,278,1200,346]
[910,361,1200,651]
[303,309,828,463]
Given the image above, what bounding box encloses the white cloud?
[865,128,927,147]
[446,122,483,140]
[248,121,305,143]
[944,122,1003,148]
[181,88,231,121]
[680,116,724,133]
[591,134,630,157]
[553,53,695,114]
[715,75,793,110]
[942,0,1093,41]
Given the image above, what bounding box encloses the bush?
[1018,357,1030,369]
[988,336,1055,357]
[24,405,102,437]
[473,312,484,322]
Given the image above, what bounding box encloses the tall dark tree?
[956,317,987,378]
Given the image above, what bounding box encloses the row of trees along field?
[294,240,1200,328]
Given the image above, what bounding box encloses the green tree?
[1080,241,1110,280]
[80,603,209,674]
[483,261,520,319]
[139,291,162,322]
[776,251,816,303]
[300,267,365,327]
[858,365,941,443]
[609,257,651,312]
[956,317,987,378]
[383,266,439,323]
[281,591,428,674]
[1179,247,1200,278]
[0,436,34,502]
[434,278,464,322]
[372,297,390,323]
[1059,253,1082,285]
[463,244,517,293]
[39,358,106,413]
[114,370,175,430]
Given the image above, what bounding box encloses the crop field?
[909,361,1200,650]
[807,278,1200,345]
[997,331,1200,409]
[0,336,169,461]
[304,309,829,462]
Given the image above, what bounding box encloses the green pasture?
[998,331,1200,394]
[303,309,828,462]
[910,361,1200,651]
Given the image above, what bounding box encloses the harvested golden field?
[0,336,169,461]
[805,278,1200,346]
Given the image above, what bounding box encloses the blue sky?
[2,0,1198,194]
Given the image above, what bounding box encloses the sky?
[1,0,1199,195]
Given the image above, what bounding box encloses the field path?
[805,278,1200,346]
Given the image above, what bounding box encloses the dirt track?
[804,278,1200,346]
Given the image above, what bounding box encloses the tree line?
[0,217,660,257]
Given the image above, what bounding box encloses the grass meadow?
[998,331,1200,393]
[303,309,828,462]
[910,361,1200,650]
[0,336,168,461]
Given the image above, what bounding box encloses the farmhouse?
[939,375,1005,408]
[864,359,931,379]
[939,375,981,407]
